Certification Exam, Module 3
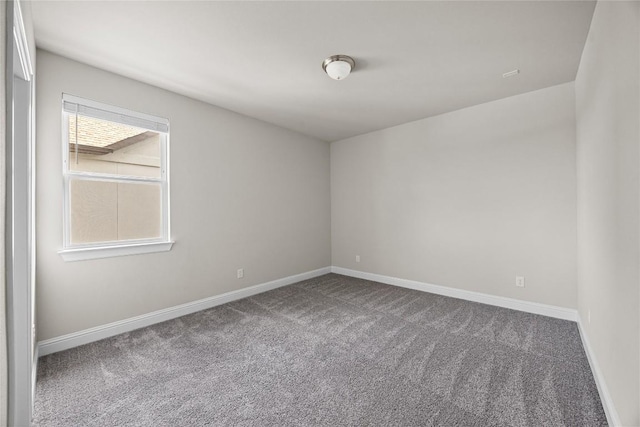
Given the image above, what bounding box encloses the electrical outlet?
[515,276,525,287]
[355,255,360,263]
[237,268,244,279]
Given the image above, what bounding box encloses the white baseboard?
[576,314,621,427]
[331,266,577,321]
[37,267,331,356]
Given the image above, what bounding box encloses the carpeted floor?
[34,273,607,426]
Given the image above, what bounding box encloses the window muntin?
[62,94,170,253]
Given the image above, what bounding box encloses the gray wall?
[331,82,577,308]
[36,50,331,341]
[575,2,639,425]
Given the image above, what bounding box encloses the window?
[59,94,172,261]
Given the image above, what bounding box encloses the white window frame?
[58,94,173,261]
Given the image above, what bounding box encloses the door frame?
[5,0,36,425]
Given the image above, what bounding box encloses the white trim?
[59,241,174,262]
[37,267,331,356]
[7,1,35,424]
[331,266,577,321]
[576,314,621,427]
[31,345,38,404]
[12,0,32,80]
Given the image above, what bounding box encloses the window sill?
[59,241,174,262]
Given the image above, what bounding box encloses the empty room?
[2,0,639,426]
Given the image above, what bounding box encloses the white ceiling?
[32,1,595,142]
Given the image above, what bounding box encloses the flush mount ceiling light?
[322,55,355,80]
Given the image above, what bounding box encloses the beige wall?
[36,50,331,340]
[331,82,577,308]
[575,2,640,425]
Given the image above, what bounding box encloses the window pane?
[68,115,161,179]
[117,182,162,241]
[70,179,162,244]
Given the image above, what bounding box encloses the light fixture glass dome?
[322,55,355,80]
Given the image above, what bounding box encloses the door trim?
[6,0,35,425]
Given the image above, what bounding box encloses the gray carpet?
[34,273,607,426]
